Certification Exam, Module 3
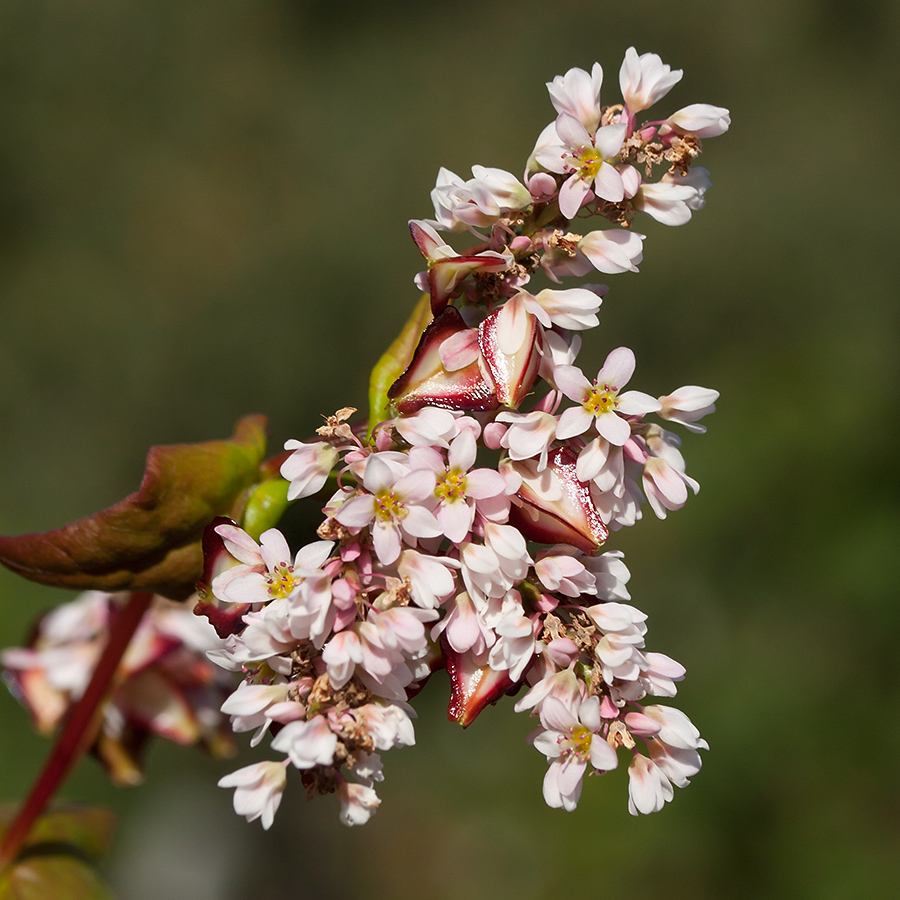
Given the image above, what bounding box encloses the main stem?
[0,591,153,869]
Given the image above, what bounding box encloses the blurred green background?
[1,0,898,898]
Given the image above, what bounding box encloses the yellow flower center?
[436,470,467,503]
[375,490,407,522]
[583,383,619,416]
[573,146,604,180]
[266,563,296,599]
[567,724,594,759]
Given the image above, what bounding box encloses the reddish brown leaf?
[0,416,268,600]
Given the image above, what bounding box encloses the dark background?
[1,1,898,898]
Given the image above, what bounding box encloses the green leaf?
[0,856,114,900]
[367,294,432,438]
[0,416,267,600]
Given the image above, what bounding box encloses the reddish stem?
[0,591,153,870]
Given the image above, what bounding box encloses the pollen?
[436,470,467,503]
[567,724,594,759]
[583,383,618,416]
[375,490,407,522]
[573,146,604,181]
[266,563,296,599]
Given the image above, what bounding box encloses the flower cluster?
[1,591,235,785]
[210,48,727,828]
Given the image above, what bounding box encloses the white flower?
[520,287,604,331]
[618,47,682,115]
[555,347,661,445]
[533,696,618,811]
[627,753,674,815]
[281,440,339,500]
[270,715,338,769]
[661,103,731,138]
[335,454,441,565]
[218,760,287,830]
[657,384,719,433]
[338,782,382,826]
[635,168,712,226]
[546,63,605,132]
[534,114,628,219]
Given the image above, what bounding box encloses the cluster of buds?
[208,48,727,828]
[1,591,235,785]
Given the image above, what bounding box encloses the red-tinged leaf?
[0,806,115,864]
[388,307,498,414]
[0,856,114,900]
[442,638,516,727]
[0,416,268,601]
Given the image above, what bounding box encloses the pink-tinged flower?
[338,781,382,826]
[534,114,628,219]
[661,103,731,138]
[577,229,645,274]
[388,306,498,415]
[514,666,582,715]
[581,550,632,602]
[618,47,682,116]
[642,652,686,697]
[496,409,558,472]
[642,456,697,519]
[520,287,604,331]
[220,680,298,746]
[411,430,507,543]
[642,705,708,752]
[627,753,674,815]
[218,760,287,830]
[269,715,338,769]
[657,384,718,433]
[433,591,495,656]
[576,435,624,490]
[546,63,605,132]
[507,447,609,553]
[430,166,531,232]
[281,440,339,500]
[555,347,661,445]
[635,167,711,226]
[538,331,582,388]
[390,407,463,448]
[409,220,513,312]
[534,547,595,598]
[212,525,333,608]
[488,613,538,681]
[397,548,459,609]
[478,296,542,409]
[533,696,618,811]
[335,454,441,565]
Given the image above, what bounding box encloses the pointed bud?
[442,638,516,727]
[507,447,609,552]
[388,307,498,415]
[478,299,542,409]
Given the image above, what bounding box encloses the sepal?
[388,307,498,414]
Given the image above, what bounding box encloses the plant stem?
[0,591,153,870]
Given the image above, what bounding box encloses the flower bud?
[507,447,609,552]
[388,307,498,414]
[478,299,542,409]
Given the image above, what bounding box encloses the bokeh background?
[1,1,898,898]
